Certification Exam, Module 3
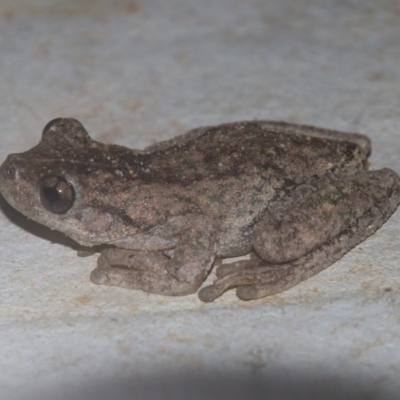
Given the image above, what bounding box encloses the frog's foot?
[199,169,400,302]
[91,245,215,297]
[91,216,217,297]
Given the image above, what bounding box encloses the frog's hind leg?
[198,168,400,302]
[237,198,393,300]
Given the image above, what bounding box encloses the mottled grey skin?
[0,118,399,301]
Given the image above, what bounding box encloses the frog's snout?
[0,154,31,205]
[0,154,20,185]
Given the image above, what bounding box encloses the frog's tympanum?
[1,118,399,301]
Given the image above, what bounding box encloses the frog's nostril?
[0,155,20,181]
[0,154,23,190]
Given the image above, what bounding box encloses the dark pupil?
[42,186,60,203]
[40,176,75,214]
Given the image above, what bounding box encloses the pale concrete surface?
[1,0,400,399]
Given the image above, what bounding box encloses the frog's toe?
[236,282,283,300]
[198,285,224,302]
[90,267,110,285]
[198,263,273,302]
[235,285,260,300]
[198,270,254,302]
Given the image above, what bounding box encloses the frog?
[0,118,399,302]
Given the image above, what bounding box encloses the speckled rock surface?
[1,1,400,399]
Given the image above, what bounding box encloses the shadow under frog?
[0,118,399,302]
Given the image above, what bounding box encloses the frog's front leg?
[90,215,216,296]
[199,168,400,302]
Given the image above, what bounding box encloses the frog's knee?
[252,219,309,264]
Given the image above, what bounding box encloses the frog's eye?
[40,176,75,214]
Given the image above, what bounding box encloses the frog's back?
[137,120,369,188]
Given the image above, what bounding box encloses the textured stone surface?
[1,0,400,399]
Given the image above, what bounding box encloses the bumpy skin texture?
[0,118,399,301]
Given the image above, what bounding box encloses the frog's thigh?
[199,168,400,301]
[253,168,400,264]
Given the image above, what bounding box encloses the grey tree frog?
[0,118,399,301]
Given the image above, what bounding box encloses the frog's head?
[0,118,148,247]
